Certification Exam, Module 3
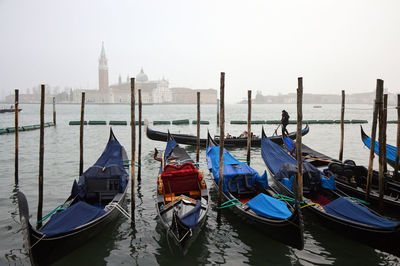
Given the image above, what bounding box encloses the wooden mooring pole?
[378,88,385,213]
[383,94,388,174]
[218,73,225,211]
[37,84,45,228]
[79,92,85,176]
[339,90,345,162]
[53,97,56,126]
[14,89,19,185]
[131,78,136,226]
[296,78,303,200]
[246,90,252,166]
[366,79,383,201]
[394,94,400,180]
[217,98,220,127]
[138,89,142,182]
[196,92,200,164]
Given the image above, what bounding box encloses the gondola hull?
[146,125,309,147]
[211,179,304,250]
[18,191,127,266]
[269,170,400,257]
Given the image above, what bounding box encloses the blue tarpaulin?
[206,146,268,193]
[362,133,399,165]
[261,136,336,191]
[180,200,201,228]
[41,201,106,236]
[246,193,292,219]
[323,197,399,230]
[71,134,129,199]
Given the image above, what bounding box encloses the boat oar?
[273,124,281,136]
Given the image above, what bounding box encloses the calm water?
[1,103,400,265]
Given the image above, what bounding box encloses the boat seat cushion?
[161,163,200,194]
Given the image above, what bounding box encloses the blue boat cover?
[261,136,336,191]
[246,193,292,219]
[362,134,399,165]
[40,201,106,236]
[180,200,201,228]
[323,197,399,230]
[206,146,268,193]
[71,135,129,199]
[164,139,179,162]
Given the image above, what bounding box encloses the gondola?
[146,124,309,147]
[281,134,400,212]
[361,125,399,168]
[156,132,209,254]
[0,107,22,113]
[206,132,304,250]
[17,128,129,265]
[261,128,400,256]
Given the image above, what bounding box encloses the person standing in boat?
[281,110,290,136]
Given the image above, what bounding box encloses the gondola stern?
[17,191,38,264]
[261,126,267,139]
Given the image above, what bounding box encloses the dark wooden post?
[218,73,225,210]
[296,78,303,200]
[196,92,200,164]
[339,90,345,161]
[366,79,383,201]
[138,89,142,181]
[394,94,400,180]
[37,84,45,228]
[383,94,388,174]
[378,88,385,213]
[217,98,220,127]
[246,90,252,165]
[52,97,56,126]
[79,92,85,176]
[131,78,136,226]
[14,89,19,185]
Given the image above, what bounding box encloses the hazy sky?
[0,0,399,103]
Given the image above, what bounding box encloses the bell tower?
[98,42,109,91]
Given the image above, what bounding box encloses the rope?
[345,196,370,205]
[107,202,132,221]
[30,234,46,249]
[300,202,321,209]
[216,198,242,209]
[36,203,70,224]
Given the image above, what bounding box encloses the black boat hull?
[146,125,309,147]
[18,191,127,266]
[212,179,304,250]
[270,176,400,256]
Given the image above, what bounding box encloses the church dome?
[136,68,148,82]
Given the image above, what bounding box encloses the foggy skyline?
[0,0,399,103]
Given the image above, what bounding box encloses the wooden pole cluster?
[196,92,200,164]
[131,78,136,226]
[53,97,56,126]
[366,79,383,201]
[138,89,142,181]
[339,90,345,161]
[218,73,225,209]
[246,90,252,166]
[383,94,388,174]
[37,84,45,228]
[14,89,19,185]
[79,92,85,177]
[296,78,303,200]
[394,94,400,180]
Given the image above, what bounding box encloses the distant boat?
[313,105,322,108]
[0,106,22,113]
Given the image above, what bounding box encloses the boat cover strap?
[40,201,106,236]
[246,193,292,219]
[323,197,399,230]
